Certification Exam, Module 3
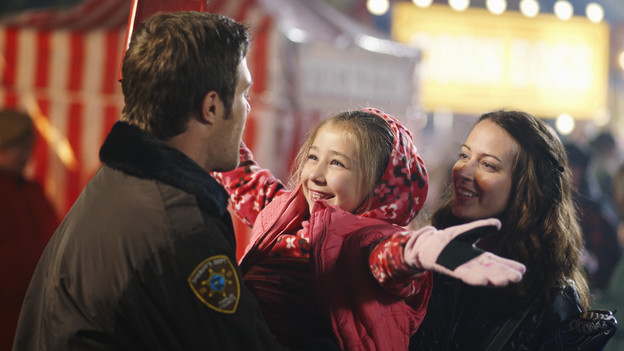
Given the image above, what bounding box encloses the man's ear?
[200,91,221,125]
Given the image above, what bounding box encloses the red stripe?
[68,33,84,92]
[206,0,226,14]
[234,0,255,21]
[2,90,19,108]
[65,102,83,213]
[2,28,18,87]
[32,98,50,187]
[103,30,123,94]
[250,17,270,98]
[35,31,51,89]
[242,17,271,152]
[102,104,120,141]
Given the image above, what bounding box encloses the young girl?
[213,108,524,350]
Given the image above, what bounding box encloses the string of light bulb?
[366,0,605,22]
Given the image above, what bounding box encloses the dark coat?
[409,273,582,351]
[0,171,57,349]
[14,122,282,351]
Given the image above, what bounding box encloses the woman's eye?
[307,154,317,161]
[481,161,497,171]
[458,153,468,160]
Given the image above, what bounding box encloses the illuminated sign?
[295,41,418,117]
[392,3,609,119]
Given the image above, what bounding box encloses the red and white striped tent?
[0,0,419,257]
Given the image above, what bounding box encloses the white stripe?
[47,31,71,212]
[15,29,36,93]
[81,99,103,181]
[114,29,126,94]
[47,93,69,213]
[49,30,70,95]
[81,31,106,181]
[83,31,105,94]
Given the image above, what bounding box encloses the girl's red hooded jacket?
[214,108,430,350]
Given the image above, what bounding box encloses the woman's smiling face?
[451,120,518,221]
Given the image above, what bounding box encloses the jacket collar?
[99,121,229,216]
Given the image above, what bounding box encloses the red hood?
[358,108,428,227]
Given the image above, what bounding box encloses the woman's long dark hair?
[432,110,589,314]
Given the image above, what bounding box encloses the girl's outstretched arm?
[370,218,526,296]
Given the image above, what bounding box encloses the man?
[14,12,284,350]
[0,109,57,350]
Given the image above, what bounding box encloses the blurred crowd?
[565,130,623,350]
[564,132,622,295]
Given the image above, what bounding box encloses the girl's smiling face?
[451,120,518,221]
[301,125,367,213]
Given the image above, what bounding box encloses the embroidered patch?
[188,255,240,314]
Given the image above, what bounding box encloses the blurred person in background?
[0,109,58,350]
[613,163,624,248]
[565,143,620,294]
[592,163,624,351]
[587,132,620,230]
[589,132,619,209]
[14,12,287,351]
[410,110,601,350]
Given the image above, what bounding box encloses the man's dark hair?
[121,11,250,140]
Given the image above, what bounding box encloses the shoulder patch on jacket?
[188,255,240,314]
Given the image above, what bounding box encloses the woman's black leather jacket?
[410,273,582,351]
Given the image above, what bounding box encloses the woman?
[410,109,591,350]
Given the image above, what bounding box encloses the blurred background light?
[367,0,389,16]
[585,2,604,23]
[592,108,611,127]
[519,0,540,18]
[554,0,573,20]
[286,28,309,43]
[556,113,575,135]
[449,0,470,12]
[412,0,433,8]
[486,0,507,15]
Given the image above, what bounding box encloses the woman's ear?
[200,91,222,125]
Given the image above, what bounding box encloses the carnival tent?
[0,0,420,256]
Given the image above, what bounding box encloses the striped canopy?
[0,0,418,257]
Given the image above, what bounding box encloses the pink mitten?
[403,218,525,286]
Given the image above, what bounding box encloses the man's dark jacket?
[13,122,282,350]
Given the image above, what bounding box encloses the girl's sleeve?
[368,233,431,299]
[211,142,286,227]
